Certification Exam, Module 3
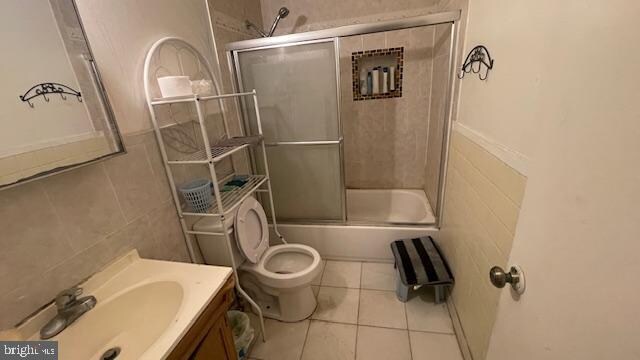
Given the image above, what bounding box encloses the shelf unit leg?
[221,217,267,341]
[237,285,267,342]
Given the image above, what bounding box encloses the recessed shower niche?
[351,47,404,101]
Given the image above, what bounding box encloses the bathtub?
[269,189,437,261]
[270,223,437,262]
[346,189,435,225]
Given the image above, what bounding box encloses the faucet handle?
[55,287,83,310]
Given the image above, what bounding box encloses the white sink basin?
[18,251,232,360]
[54,281,183,360]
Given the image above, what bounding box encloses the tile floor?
[248,260,463,360]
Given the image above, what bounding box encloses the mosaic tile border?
[352,47,404,101]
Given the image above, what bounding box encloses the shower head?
[246,7,291,38]
[278,7,290,18]
[267,7,290,37]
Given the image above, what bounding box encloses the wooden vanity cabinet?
[168,276,237,360]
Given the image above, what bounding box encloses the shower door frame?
[226,10,461,227]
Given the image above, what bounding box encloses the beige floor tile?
[409,331,462,360]
[321,261,362,288]
[356,326,411,360]
[311,260,327,286]
[249,319,309,360]
[406,288,454,333]
[301,321,357,360]
[358,289,407,329]
[361,262,396,291]
[312,285,320,298]
[312,287,360,324]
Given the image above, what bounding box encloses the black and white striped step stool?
[390,236,454,303]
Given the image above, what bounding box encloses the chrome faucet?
[40,286,97,339]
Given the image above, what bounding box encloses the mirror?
[0,0,124,188]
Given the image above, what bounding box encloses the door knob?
[489,265,525,294]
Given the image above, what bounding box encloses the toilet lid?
[234,197,269,264]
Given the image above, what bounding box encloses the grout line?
[298,319,312,360]
[38,181,78,258]
[354,262,364,360]
[318,260,327,286]
[319,284,396,291]
[404,293,414,360]
[102,162,128,224]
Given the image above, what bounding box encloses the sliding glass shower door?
[234,39,344,221]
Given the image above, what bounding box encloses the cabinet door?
[191,315,236,360]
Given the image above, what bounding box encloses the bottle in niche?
[360,69,367,95]
[382,67,389,93]
[372,67,379,94]
[367,70,373,95]
[389,66,396,91]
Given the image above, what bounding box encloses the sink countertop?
[16,251,233,360]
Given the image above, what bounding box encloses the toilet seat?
[234,197,269,264]
[235,197,322,289]
[241,244,322,289]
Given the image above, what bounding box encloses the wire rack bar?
[181,175,267,216]
[166,136,262,164]
[150,90,256,106]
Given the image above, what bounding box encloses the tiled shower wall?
[261,0,441,36]
[340,27,435,189]
[437,130,527,359]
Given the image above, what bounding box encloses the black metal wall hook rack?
[19,82,82,108]
[458,45,494,80]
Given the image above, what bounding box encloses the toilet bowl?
[193,197,321,322]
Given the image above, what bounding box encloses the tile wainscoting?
[436,129,527,359]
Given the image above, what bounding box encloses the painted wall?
[483,1,640,359]
[74,0,215,135]
[0,0,220,329]
[451,0,541,161]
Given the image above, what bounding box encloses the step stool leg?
[434,285,446,304]
[395,267,410,302]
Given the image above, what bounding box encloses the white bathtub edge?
[269,223,438,262]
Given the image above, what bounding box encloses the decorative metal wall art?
[19,82,82,108]
[458,45,494,80]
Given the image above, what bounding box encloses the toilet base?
[240,271,317,322]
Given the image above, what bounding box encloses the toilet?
[193,197,322,322]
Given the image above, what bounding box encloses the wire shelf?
[181,175,267,216]
[150,91,256,106]
[167,135,262,164]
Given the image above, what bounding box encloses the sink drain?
[101,347,121,360]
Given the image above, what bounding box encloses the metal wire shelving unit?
[144,37,285,342]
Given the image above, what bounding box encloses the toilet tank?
[192,216,245,267]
